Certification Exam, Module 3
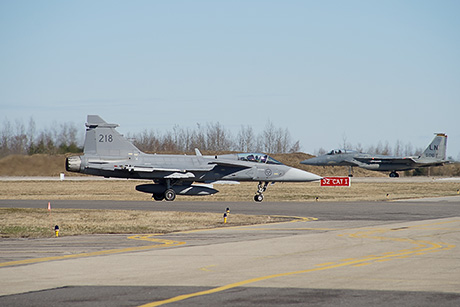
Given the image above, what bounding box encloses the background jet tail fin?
[84,115,142,156]
[420,133,447,160]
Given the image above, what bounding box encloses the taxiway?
[0,199,459,306]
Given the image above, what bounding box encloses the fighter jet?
[66,115,322,202]
[301,134,448,177]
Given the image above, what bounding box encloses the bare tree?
[394,140,402,156]
[190,123,207,151]
[341,133,352,149]
[262,120,277,153]
[274,127,291,153]
[382,141,391,155]
[289,140,301,153]
[404,143,413,156]
[0,119,13,156]
[206,122,233,152]
[237,125,255,152]
[132,130,160,152]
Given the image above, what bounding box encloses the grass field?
[0,207,289,238]
[1,178,459,202]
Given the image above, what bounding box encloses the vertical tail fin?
[420,133,447,160]
[84,115,141,156]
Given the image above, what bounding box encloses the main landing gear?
[152,188,176,201]
[152,179,177,201]
[254,181,269,202]
[152,193,165,201]
[389,171,400,178]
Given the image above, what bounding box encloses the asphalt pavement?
[0,198,459,306]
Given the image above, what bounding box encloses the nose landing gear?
[254,181,269,202]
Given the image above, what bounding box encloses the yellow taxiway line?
[138,220,457,307]
[0,216,315,268]
[0,234,185,268]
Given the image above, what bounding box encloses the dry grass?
[0,154,68,177]
[1,179,459,202]
[0,208,289,238]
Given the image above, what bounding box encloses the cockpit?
[237,153,282,165]
[326,149,357,155]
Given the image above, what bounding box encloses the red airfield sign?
[321,177,351,187]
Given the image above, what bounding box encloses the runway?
[1,199,459,306]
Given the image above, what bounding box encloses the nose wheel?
[254,194,264,202]
[254,181,269,202]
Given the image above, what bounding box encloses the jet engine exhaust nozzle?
[66,156,82,173]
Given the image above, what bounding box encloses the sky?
[1,0,459,159]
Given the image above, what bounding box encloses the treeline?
[0,118,82,158]
[129,120,301,154]
[3,117,453,161]
[0,118,301,157]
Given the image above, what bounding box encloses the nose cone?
[282,167,322,182]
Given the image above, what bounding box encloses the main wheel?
[254,194,264,202]
[152,193,164,201]
[164,189,176,201]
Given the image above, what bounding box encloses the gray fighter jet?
[66,115,322,202]
[301,134,448,177]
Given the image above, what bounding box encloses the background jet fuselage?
[301,134,448,177]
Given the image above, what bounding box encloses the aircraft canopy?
[327,149,358,155]
[237,153,282,165]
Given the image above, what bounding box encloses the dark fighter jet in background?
[66,115,322,202]
[301,133,448,177]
